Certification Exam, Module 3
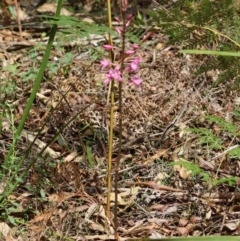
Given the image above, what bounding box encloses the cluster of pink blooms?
[100,13,143,90]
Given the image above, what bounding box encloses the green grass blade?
[180,49,240,57]
[86,144,94,169]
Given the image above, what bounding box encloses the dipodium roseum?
[103,45,114,51]
[104,66,123,84]
[130,75,142,89]
[100,58,110,70]
[129,57,141,72]
[100,8,143,90]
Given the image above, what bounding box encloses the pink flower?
[127,14,133,21]
[115,27,122,35]
[128,57,141,72]
[129,62,138,72]
[125,49,135,55]
[125,14,133,27]
[103,45,114,51]
[104,66,123,84]
[132,44,139,50]
[130,75,142,89]
[100,58,110,70]
[122,0,128,12]
[115,17,121,24]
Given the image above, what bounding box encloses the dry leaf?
[229,205,240,213]
[37,3,72,16]
[148,218,168,225]
[179,217,189,227]
[5,0,14,5]
[205,208,212,220]
[149,204,165,211]
[177,227,189,236]
[6,231,17,241]
[224,222,238,231]
[190,215,202,223]
[63,152,78,162]
[85,203,99,221]
[28,209,54,233]
[21,130,60,158]
[234,97,240,105]
[89,223,105,232]
[149,231,162,239]
[106,187,140,207]
[0,222,12,238]
[143,149,168,165]
[173,158,192,180]
[1,118,11,133]
[154,172,169,186]
[0,182,7,195]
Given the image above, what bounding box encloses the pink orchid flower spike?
[130,75,143,90]
[100,58,110,70]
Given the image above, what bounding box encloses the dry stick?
[126,181,185,192]
[114,8,127,240]
[14,0,23,40]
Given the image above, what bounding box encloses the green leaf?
[204,116,237,136]
[60,52,74,65]
[8,215,16,225]
[229,147,240,158]
[40,189,46,199]
[3,64,19,74]
[86,144,94,169]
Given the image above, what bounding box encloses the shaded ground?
[1,1,240,240]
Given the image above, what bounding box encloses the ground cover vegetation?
[1,0,240,240]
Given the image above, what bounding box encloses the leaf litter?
[1,1,240,240]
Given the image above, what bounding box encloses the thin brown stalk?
[14,0,23,40]
[114,6,127,240]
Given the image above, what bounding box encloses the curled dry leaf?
[5,0,15,5]
[179,217,189,227]
[190,215,203,223]
[154,172,169,185]
[224,222,238,231]
[234,97,240,105]
[1,118,11,133]
[0,182,7,195]
[148,218,168,225]
[149,203,166,211]
[177,226,189,236]
[28,209,54,233]
[173,158,192,180]
[189,224,204,236]
[6,231,18,241]
[143,149,168,165]
[205,208,212,220]
[63,151,78,162]
[106,187,140,207]
[149,230,163,239]
[0,222,12,238]
[37,3,72,16]
[229,205,240,213]
[127,181,184,192]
